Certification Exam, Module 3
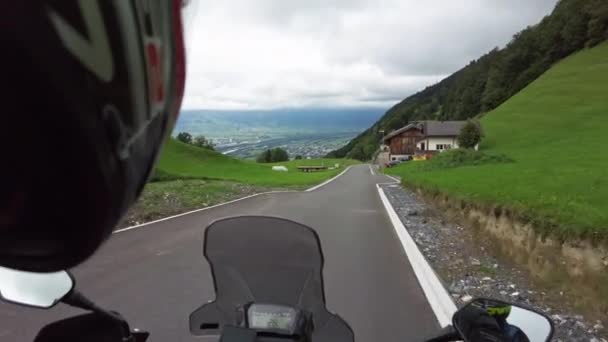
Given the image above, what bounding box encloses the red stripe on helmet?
[170,0,186,120]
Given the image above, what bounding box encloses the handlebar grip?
[421,325,460,342]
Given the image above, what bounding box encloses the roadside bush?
[420,149,513,171]
[149,169,210,183]
[176,132,193,144]
[458,120,483,149]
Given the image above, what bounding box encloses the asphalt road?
[0,165,439,342]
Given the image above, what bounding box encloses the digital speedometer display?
[247,304,298,333]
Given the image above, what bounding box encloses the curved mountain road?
[0,165,440,342]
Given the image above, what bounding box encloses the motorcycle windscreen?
[190,216,353,342]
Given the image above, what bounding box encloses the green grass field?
[387,42,608,241]
[123,140,359,226]
[120,180,268,228]
[154,139,359,188]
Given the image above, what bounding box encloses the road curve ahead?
[0,165,439,342]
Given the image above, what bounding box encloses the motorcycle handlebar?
[421,325,460,342]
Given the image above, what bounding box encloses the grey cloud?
[183,0,559,109]
[203,0,370,26]
[358,94,405,103]
[322,0,559,76]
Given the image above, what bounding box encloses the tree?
[585,0,608,47]
[295,155,303,160]
[270,148,289,162]
[558,1,589,53]
[257,148,289,163]
[481,59,508,112]
[458,120,482,149]
[349,145,367,161]
[193,135,215,150]
[256,149,272,163]
[176,132,192,144]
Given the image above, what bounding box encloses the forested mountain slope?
[328,0,608,160]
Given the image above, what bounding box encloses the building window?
[436,144,453,151]
[392,157,397,161]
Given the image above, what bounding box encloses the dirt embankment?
[382,184,606,341]
[416,189,608,321]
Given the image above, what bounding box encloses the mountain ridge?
[328,0,608,160]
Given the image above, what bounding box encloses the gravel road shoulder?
[381,183,606,342]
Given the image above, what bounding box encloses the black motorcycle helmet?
[0,1,189,272]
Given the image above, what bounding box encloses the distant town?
[172,108,383,160]
[212,133,354,159]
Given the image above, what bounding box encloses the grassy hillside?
[154,139,359,188]
[121,140,359,226]
[329,0,608,160]
[387,42,608,241]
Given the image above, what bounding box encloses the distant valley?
[174,108,384,159]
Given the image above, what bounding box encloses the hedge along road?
[0,165,442,342]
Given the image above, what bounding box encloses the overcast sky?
[181,0,559,110]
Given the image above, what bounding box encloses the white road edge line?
[376,183,457,327]
[114,165,355,234]
[385,174,400,183]
[369,165,375,176]
[114,191,293,234]
[305,165,353,192]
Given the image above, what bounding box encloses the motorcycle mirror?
[0,266,74,309]
[453,298,554,342]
